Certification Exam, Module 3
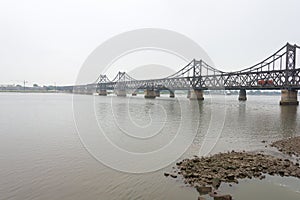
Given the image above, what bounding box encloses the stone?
[170,174,177,178]
[278,170,285,176]
[226,174,235,180]
[212,178,221,189]
[259,175,266,180]
[176,161,182,165]
[195,186,212,195]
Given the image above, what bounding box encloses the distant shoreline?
[0,90,71,93]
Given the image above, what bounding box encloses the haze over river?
[1,93,300,200]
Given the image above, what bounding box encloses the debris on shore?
[271,136,300,157]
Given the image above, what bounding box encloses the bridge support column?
[98,89,107,96]
[238,89,247,101]
[280,90,299,105]
[144,89,156,99]
[155,90,160,97]
[169,91,175,98]
[115,90,127,97]
[187,90,191,98]
[189,89,204,100]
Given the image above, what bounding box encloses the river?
[0,92,300,200]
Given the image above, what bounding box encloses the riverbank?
[165,137,300,199]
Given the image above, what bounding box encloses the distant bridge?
[74,43,300,105]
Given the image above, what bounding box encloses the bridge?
[75,43,300,105]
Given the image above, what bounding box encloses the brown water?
[0,93,300,200]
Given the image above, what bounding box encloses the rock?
[278,170,285,177]
[176,161,182,165]
[195,186,212,195]
[284,162,290,167]
[164,172,169,177]
[213,194,232,200]
[212,178,221,189]
[170,174,177,178]
[212,168,218,173]
[226,174,235,180]
[254,172,261,177]
[206,175,213,179]
[259,175,266,180]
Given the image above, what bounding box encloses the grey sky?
[0,0,299,86]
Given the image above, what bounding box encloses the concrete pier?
[169,91,175,98]
[187,90,191,98]
[115,90,127,97]
[144,89,156,99]
[189,89,204,100]
[155,90,160,97]
[98,90,107,96]
[238,89,247,101]
[280,89,299,105]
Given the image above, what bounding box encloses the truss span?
[96,43,300,92]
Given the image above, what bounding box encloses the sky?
[0,0,300,86]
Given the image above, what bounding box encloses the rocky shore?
[271,136,300,157]
[164,137,300,199]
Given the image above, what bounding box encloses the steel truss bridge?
[72,43,300,94]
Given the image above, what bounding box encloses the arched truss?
[96,43,300,91]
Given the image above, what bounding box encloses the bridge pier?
[187,90,191,98]
[144,89,156,99]
[238,89,247,101]
[169,90,175,98]
[280,89,299,105]
[189,89,204,100]
[98,89,107,96]
[155,90,160,97]
[115,90,127,97]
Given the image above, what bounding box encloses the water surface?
[0,93,299,200]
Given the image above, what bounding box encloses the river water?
[0,93,300,200]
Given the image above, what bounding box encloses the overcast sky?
[0,0,299,86]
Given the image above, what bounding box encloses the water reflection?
[238,101,246,122]
[280,105,298,137]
